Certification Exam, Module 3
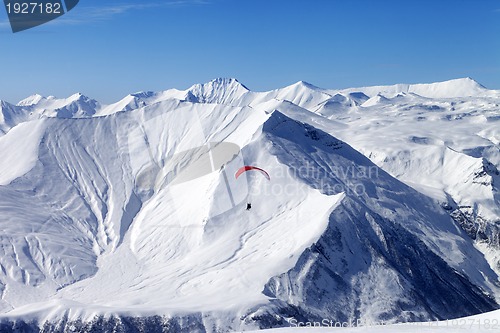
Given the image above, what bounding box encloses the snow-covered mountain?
[0,78,499,332]
[0,93,100,135]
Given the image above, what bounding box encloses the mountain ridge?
[4,77,495,112]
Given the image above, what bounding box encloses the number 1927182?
[5,2,62,14]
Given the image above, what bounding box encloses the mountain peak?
[68,92,86,101]
[289,80,323,91]
[17,94,45,106]
[407,77,487,98]
[459,76,482,84]
[205,77,249,90]
[441,77,484,88]
[187,78,250,104]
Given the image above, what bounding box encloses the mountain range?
[0,77,499,332]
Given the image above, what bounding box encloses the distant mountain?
[0,93,100,135]
[339,77,491,99]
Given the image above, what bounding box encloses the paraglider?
[235,166,270,211]
[235,166,270,181]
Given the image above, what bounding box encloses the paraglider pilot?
[235,166,270,212]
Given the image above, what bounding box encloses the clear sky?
[1,0,499,104]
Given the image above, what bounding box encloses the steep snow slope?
[0,100,33,135]
[245,113,498,326]
[0,119,47,185]
[0,100,344,328]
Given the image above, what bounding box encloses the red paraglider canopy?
[235,166,270,181]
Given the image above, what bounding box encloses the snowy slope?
[0,100,33,135]
[314,86,500,274]
[0,119,47,185]
[0,78,499,332]
[245,112,498,326]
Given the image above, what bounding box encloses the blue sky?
[1,0,499,103]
